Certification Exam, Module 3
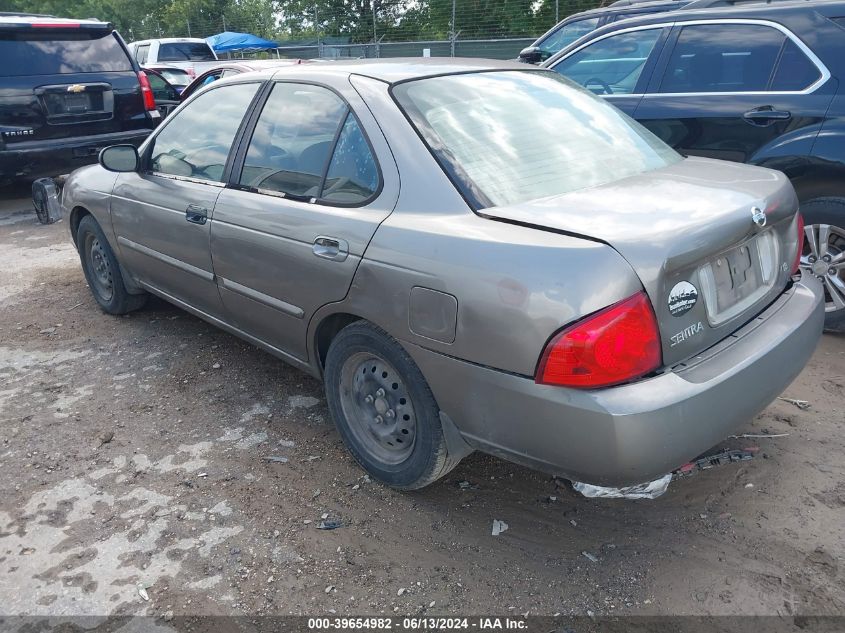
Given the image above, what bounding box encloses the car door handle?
[743,107,791,126]
[185,204,208,225]
[312,236,349,262]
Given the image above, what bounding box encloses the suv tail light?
[536,292,662,389]
[792,212,804,275]
[137,71,156,111]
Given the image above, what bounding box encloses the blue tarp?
[206,31,278,52]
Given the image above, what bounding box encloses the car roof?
[561,0,689,19]
[256,57,539,84]
[587,0,845,29]
[131,37,210,45]
[144,64,192,73]
[0,14,111,28]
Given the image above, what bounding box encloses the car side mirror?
[99,145,139,173]
[519,46,543,64]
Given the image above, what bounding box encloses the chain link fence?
[120,0,605,61]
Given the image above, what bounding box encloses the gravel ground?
[1,184,843,625]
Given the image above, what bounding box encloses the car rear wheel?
[76,215,147,315]
[800,197,845,333]
[324,321,461,490]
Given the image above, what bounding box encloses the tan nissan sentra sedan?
[61,59,824,491]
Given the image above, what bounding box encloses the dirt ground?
[1,183,843,624]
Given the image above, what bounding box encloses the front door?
[634,21,835,163]
[110,80,262,317]
[210,81,398,362]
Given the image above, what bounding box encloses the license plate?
[698,231,779,326]
[710,242,763,313]
[63,94,90,113]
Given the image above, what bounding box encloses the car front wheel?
[324,321,461,490]
[76,215,147,315]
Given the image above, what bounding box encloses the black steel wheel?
[76,215,147,315]
[324,321,462,490]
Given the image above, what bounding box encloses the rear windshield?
[158,42,215,61]
[392,70,680,209]
[0,31,132,76]
[157,67,191,86]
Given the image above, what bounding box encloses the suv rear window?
[0,31,132,76]
[158,42,215,61]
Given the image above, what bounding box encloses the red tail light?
[137,71,156,111]
[536,292,662,389]
[792,212,805,275]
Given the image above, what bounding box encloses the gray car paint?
[63,59,824,485]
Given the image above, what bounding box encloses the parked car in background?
[0,13,157,184]
[143,64,192,93]
[178,59,309,100]
[519,0,694,64]
[546,0,845,330]
[520,0,811,64]
[62,60,822,491]
[127,37,219,77]
[141,68,181,118]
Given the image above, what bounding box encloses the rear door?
[0,24,149,144]
[210,80,398,362]
[110,80,262,318]
[634,20,836,163]
[549,25,671,116]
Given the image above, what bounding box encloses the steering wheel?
[584,77,614,95]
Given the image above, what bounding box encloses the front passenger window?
[149,82,259,182]
[551,28,663,95]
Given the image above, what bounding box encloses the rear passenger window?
[659,24,783,93]
[136,44,150,64]
[322,114,379,203]
[770,39,821,91]
[239,82,379,204]
[659,24,822,93]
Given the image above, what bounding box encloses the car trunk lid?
[482,157,800,366]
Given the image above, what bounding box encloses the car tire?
[800,197,845,333]
[76,215,148,315]
[324,321,461,490]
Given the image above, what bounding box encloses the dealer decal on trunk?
[670,321,704,347]
[667,281,698,317]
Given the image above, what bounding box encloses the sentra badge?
[667,281,698,317]
[670,321,704,347]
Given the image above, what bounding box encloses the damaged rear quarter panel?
[339,210,643,377]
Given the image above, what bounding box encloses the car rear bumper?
[0,129,151,181]
[404,275,824,487]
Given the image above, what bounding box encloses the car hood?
[482,157,801,365]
